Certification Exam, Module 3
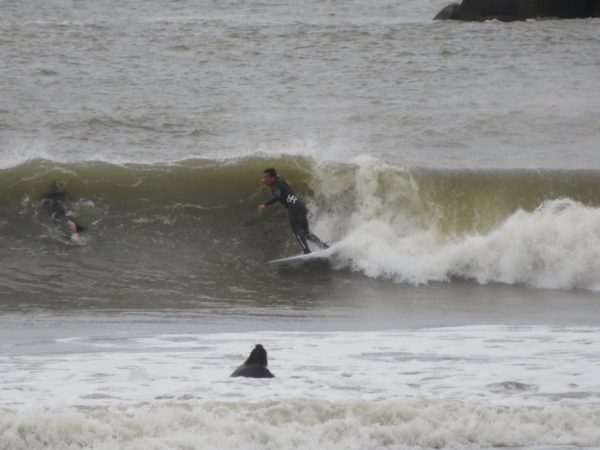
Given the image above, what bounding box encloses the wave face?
[2,156,600,297]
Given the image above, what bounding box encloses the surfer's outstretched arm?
[259,187,282,211]
[258,188,282,213]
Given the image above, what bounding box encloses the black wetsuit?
[41,190,84,234]
[264,177,327,254]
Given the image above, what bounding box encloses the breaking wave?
[2,398,600,450]
[3,155,600,290]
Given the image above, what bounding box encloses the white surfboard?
[268,247,333,268]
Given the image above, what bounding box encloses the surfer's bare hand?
[257,204,267,213]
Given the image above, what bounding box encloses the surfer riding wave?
[257,168,328,254]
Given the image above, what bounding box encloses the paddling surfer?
[257,168,328,254]
[41,181,85,243]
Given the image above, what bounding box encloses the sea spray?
[309,157,600,289]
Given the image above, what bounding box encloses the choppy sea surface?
[1,0,600,448]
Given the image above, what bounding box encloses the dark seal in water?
[230,344,275,378]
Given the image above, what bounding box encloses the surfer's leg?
[299,210,329,249]
[306,232,329,249]
[294,233,311,254]
[289,207,312,254]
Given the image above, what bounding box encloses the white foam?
[330,198,600,289]
[2,326,600,447]
[310,158,600,290]
[2,398,600,450]
[2,326,600,408]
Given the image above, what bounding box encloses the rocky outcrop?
[434,0,600,21]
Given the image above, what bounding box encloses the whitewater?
[3,327,600,449]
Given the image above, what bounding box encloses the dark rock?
[434,0,600,21]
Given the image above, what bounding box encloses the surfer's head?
[52,180,67,193]
[244,344,269,366]
[260,168,277,186]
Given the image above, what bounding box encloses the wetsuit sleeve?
[264,188,282,206]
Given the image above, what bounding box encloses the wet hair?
[263,168,277,178]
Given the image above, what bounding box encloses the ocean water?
[1,0,600,448]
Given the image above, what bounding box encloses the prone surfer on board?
[41,181,85,243]
[257,168,328,254]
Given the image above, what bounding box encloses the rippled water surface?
[2,0,600,448]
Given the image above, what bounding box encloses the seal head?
[230,344,275,378]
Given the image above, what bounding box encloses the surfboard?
[268,247,332,268]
